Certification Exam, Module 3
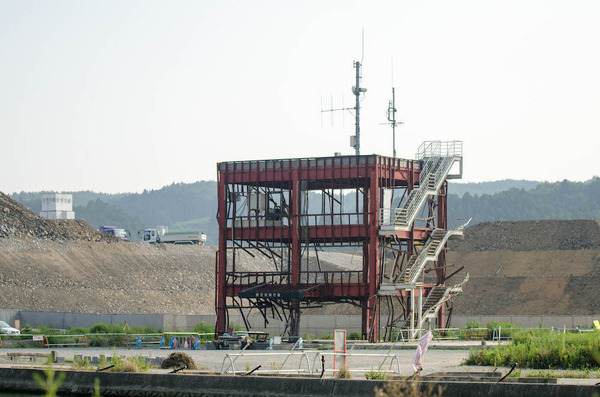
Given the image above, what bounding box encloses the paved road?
[1,346,474,376]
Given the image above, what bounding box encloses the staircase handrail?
[412,273,470,338]
[403,220,471,284]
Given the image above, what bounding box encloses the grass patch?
[465,330,600,369]
[365,367,387,380]
[98,353,153,373]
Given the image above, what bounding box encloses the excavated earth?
[1,192,599,315]
[449,219,600,314]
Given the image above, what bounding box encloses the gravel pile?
[0,192,117,242]
[449,219,600,252]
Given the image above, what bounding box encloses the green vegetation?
[32,356,65,397]
[375,379,444,397]
[465,321,481,329]
[98,353,153,373]
[335,366,352,379]
[193,321,214,334]
[365,367,387,380]
[11,177,600,245]
[348,331,362,340]
[465,330,600,369]
[448,177,600,225]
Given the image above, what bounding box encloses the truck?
[138,226,207,245]
[98,225,130,240]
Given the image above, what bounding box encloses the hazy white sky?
[1,0,599,194]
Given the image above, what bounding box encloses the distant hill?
[10,178,599,245]
[448,177,600,225]
[448,179,540,197]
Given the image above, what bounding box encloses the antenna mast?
[352,61,367,155]
[385,87,403,157]
[321,32,367,156]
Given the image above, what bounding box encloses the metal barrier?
[491,326,598,341]
[220,351,312,375]
[311,351,400,375]
[221,339,313,375]
[42,334,88,348]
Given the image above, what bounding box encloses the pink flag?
[413,330,433,372]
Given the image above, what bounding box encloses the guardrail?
[0,332,215,349]
[42,334,88,348]
[312,351,400,375]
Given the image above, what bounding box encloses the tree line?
[10,177,599,245]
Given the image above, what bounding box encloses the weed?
[466,321,481,329]
[92,378,101,397]
[336,366,352,379]
[73,356,92,370]
[32,356,65,397]
[465,329,600,369]
[348,331,362,340]
[375,379,444,397]
[365,367,387,380]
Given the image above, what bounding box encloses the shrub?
[336,366,352,379]
[365,367,387,380]
[348,331,362,340]
[193,321,213,333]
[161,352,197,370]
[375,379,444,397]
[73,356,92,370]
[465,330,600,369]
[68,327,87,335]
[466,321,481,329]
[102,354,151,373]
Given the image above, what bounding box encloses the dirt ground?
[449,220,600,315]
[1,192,599,316]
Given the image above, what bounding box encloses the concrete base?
[0,367,596,397]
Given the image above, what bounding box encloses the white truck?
[139,226,207,245]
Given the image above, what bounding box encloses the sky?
[1,0,599,194]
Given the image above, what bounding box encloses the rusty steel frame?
[215,155,450,342]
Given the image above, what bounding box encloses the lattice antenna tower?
[321,32,367,155]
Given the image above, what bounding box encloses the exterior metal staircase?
[412,275,470,339]
[380,141,463,234]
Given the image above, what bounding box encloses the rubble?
[0,192,118,242]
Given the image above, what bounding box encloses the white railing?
[380,141,462,231]
[311,351,401,375]
[416,140,463,161]
[221,351,312,375]
[401,219,470,284]
[411,274,469,339]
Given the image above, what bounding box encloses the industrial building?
[215,141,468,341]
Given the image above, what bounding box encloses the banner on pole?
[413,330,433,372]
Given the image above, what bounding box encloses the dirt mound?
[0,192,116,242]
[448,219,600,315]
[450,219,600,252]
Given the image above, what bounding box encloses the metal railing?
[312,351,401,375]
[379,158,453,228]
[399,219,471,284]
[416,140,463,161]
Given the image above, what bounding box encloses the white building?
[40,193,75,220]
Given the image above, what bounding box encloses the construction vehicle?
[138,226,206,245]
[98,225,130,240]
